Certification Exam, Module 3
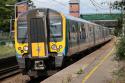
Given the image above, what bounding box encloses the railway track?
[0,65,20,79]
[0,56,20,79]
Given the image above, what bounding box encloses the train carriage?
[15,8,112,78]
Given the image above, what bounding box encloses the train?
[14,8,112,78]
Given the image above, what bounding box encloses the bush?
[0,41,6,45]
[116,37,125,60]
[0,45,15,58]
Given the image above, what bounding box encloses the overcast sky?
[32,0,121,14]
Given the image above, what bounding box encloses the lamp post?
[5,4,16,38]
[6,4,16,19]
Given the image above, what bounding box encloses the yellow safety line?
[82,47,115,83]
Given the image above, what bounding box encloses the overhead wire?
[89,0,99,13]
[34,0,112,15]
[91,0,113,14]
[92,0,103,8]
[90,0,100,9]
[35,0,103,12]
[51,0,68,7]
[35,0,69,10]
[90,0,110,10]
[80,0,98,10]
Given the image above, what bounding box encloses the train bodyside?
[65,17,112,56]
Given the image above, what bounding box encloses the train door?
[93,26,96,45]
[29,17,48,57]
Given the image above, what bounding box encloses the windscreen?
[17,9,62,43]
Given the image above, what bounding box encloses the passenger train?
[15,8,112,78]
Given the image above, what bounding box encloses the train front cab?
[15,9,66,77]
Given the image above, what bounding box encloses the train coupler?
[34,60,45,70]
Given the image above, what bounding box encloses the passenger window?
[80,24,86,42]
[70,23,77,47]
[72,25,76,32]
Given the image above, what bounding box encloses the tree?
[0,0,34,32]
[114,17,122,36]
[112,1,125,36]
[0,0,16,32]
[112,1,124,10]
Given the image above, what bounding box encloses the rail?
[0,65,20,79]
[0,56,20,79]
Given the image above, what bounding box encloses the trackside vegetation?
[0,32,15,58]
[111,0,125,82]
[112,37,125,82]
[0,45,15,59]
[116,37,125,60]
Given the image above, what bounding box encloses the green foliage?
[112,66,125,83]
[0,41,6,45]
[114,29,122,37]
[113,67,125,78]
[112,1,124,10]
[0,0,16,32]
[76,68,84,74]
[17,0,32,2]
[116,37,125,60]
[0,45,15,58]
[0,0,34,32]
[114,18,122,36]
[111,1,124,37]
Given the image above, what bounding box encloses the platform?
[41,39,115,83]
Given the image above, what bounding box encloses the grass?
[113,37,125,83]
[113,67,125,80]
[106,66,125,83]
[76,68,84,75]
[106,37,125,83]
[0,45,15,59]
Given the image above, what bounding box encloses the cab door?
[29,17,48,57]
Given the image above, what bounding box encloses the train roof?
[61,12,101,27]
[65,14,90,23]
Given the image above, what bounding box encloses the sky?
[32,0,121,14]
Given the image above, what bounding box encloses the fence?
[0,32,15,58]
[0,32,10,41]
[0,32,14,46]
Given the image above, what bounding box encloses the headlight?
[51,44,57,50]
[18,47,21,50]
[23,46,28,51]
[59,45,63,49]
